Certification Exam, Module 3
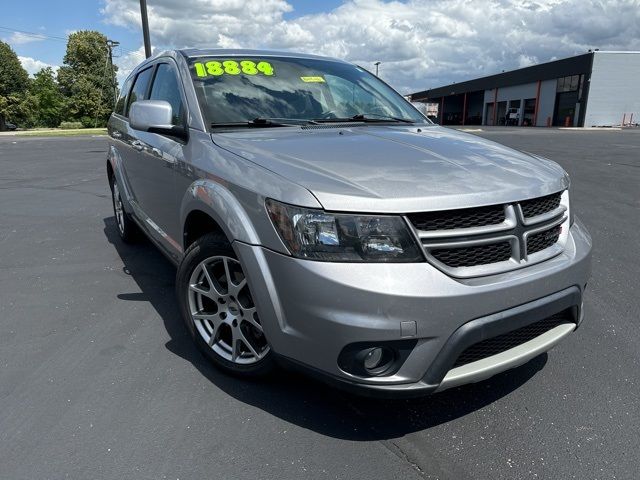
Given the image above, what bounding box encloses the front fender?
[180,179,262,247]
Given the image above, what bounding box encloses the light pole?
[374,61,381,76]
[106,39,120,105]
[139,0,152,58]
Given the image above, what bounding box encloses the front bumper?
[235,218,591,397]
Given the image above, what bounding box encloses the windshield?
[188,56,429,127]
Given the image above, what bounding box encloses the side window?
[126,67,154,116]
[149,63,185,126]
[115,75,133,116]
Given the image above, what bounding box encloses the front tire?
[176,233,274,376]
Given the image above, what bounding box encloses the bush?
[80,116,95,128]
[59,121,84,129]
[79,116,108,128]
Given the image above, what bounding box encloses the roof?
[177,48,348,64]
[591,50,640,54]
[411,52,595,101]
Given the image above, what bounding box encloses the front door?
[128,61,188,257]
[120,66,154,211]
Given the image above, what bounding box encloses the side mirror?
[130,100,174,133]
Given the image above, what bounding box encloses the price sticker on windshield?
[193,60,275,78]
[300,76,325,83]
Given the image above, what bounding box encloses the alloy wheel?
[112,182,125,235]
[187,255,269,364]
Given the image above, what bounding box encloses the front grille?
[527,226,561,255]
[452,313,572,369]
[412,191,566,275]
[407,204,505,231]
[520,192,562,218]
[431,242,511,268]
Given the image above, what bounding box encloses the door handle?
[131,140,145,151]
[112,131,122,139]
[152,147,162,158]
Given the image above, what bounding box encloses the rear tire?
[176,233,274,377]
[110,175,139,243]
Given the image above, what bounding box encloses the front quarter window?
[149,63,185,126]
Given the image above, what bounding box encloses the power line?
[0,26,68,42]
[3,24,147,57]
[0,25,141,58]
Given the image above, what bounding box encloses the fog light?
[338,340,416,378]
[363,347,384,370]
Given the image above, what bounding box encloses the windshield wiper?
[352,113,415,123]
[210,117,317,128]
[312,114,415,124]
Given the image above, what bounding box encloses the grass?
[17,128,107,137]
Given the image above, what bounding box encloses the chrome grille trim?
[519,204,567,226]
[407,204,506,231]
[520,192,562,218]
[523,216,565,257]
[416,205,517,240]
[407,191,569,278]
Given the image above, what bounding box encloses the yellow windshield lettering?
[193,60,275,78]
[256,61,274,76]
[205,61,224,76]
[194,62,207,77]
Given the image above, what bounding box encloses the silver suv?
[107,49,591,397]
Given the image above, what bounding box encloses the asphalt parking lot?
[1,128,638,479]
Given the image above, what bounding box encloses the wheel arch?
[183,209,228,249]
[106,151,115,189]
[180,179,261,251]
[107,145,136,215]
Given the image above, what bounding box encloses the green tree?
[0,41,30,130]
[29,67,65,127]
[57,30,118,127]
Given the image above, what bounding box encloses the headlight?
[265,199,424,262]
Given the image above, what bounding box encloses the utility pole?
[106,39,120,106]
[374,61,381,76]
[139,0,152,58]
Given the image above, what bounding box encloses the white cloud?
[18,56,59,76]
[5,31,46,45]
[102,0,640,93]
[517,54,539,68]
[114,45,149,84]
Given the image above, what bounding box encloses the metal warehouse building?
[410,51,640,128]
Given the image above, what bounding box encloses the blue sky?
[2,0,638,93]
[2,1,345,71]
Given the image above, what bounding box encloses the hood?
[212,125,569,213]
